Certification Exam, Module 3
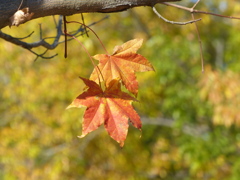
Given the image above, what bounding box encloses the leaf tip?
[66,103,81,109]
[138,38,143,44]
[66,104,74,109]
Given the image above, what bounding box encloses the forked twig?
[58,16,109,44]
[30,49,58,61]
[153,6,202,25]
[155,0,211,72]
[0,15,108,60]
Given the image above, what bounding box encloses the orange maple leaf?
[68,77,141,147]
[90,39,154,96]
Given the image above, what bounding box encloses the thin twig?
[29,49,58,61]
[17,0,24,11]
[63,16,67,58]
[58,16,109,44]
[153,7,202,25]
[52,15,57,27]
[16,31,34,40]
[192,0,201,9]
[191,13,204,73]
[161,2,240,20]
[81,13,89,37]
[66,20,109,55]
[65,32,104,89]
[39,24,42,40]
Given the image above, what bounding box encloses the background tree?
[1,0,240,179]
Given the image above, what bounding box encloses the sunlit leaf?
[68,77,141,147]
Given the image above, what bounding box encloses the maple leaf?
[90,39,154,96]
[68,77,141,147]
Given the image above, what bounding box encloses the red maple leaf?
[68,77,141,147]
[90,39,154,96]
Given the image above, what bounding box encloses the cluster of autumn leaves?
[67,39,154,146]
[200,66,240,127]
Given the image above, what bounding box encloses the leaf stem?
[65,20,109,55]
[64,32,105,90]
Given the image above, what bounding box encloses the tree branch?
[141,117,209,137]
[0,0,180,29]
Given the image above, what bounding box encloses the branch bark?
[0,0,180,29]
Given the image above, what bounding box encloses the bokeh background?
[1,0,240,179]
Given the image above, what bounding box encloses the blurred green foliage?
[1,0,240,179]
